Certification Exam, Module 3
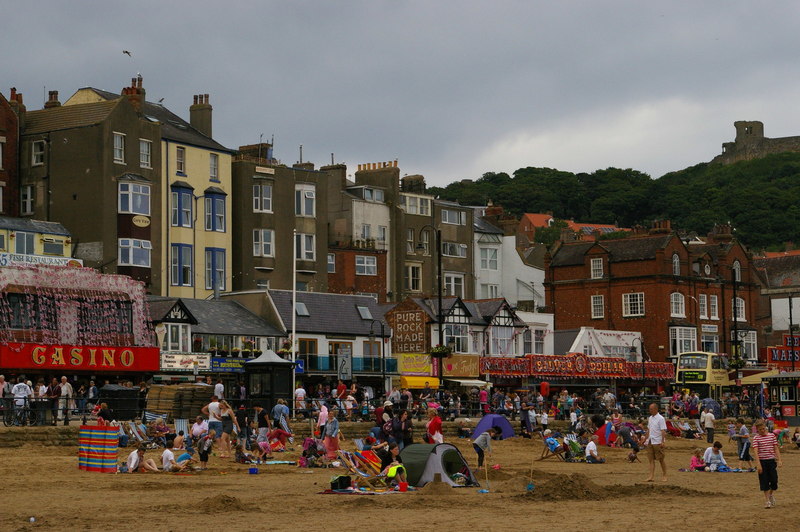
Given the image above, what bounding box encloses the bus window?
[711,356,721,369]
[678,354,708,369]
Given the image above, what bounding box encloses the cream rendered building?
[66,82,232,298]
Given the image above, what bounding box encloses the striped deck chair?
[353,438,366,451]
[174,419,189,438]
[336,451,391,490]
[353,450,381,474]
[129,421,158,449]
[143,411,168,423]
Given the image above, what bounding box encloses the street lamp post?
[368,319,386,396]
[630,336,646,385]
[417,225,444,386]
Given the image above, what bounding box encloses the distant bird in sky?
[123,50,132,57]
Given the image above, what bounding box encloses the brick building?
[545,222,767,364]
[0,89,20,216]
[327,246,388,302]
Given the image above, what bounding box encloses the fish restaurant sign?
[0,343,159,372]
[0,252,83,267]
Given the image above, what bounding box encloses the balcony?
[296,353,398,374]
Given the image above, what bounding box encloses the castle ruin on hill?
[711,121,800,165]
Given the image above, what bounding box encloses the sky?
[5,1,800,186]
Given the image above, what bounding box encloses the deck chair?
[336,451,391,490]
[353,450,381,474]
[538,437,566,461]
[564,435,585,462]
[174,418,189,437]
[353,438,366,451]
[127,421,158,449]
[143,411,168,423]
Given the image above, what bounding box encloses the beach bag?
[331,475,352,490]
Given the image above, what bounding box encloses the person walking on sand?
[643,403,668,482]
[701,407,716,444]
[752,419,782,509]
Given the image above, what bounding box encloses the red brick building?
[0,89,21,216]
[327,247,388,303]
[545,222,767,363]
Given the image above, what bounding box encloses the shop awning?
[400,376,439,389]
[445,378,490,388]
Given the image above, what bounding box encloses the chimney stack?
[8,87,26,127]
[190,93,212,138]
[44,90,61,109]
[121,75,146,112]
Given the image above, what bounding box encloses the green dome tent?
[399,443,479,488]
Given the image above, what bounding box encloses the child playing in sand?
[197,429,215,470]
[689,448,706,471]
[472,426,500,467]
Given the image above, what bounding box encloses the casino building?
[0,262,159,382]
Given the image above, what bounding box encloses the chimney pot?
[193,95,198,105]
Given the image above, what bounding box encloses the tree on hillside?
[534,219,570,247]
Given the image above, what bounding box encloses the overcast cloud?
[4,1,800,185]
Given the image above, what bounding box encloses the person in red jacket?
[425,408,443,444]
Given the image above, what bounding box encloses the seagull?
[123,50,132,57]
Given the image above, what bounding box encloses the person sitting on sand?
[124,446,159,473]
[585,435,605,464]
[689,448,706,471]
[172,431,186,450]
[161,440,190,472]
[256,440,275,461]
[234,443,258,464]
[703,441,728,471]
[792,428,800,449]
[377,442,407,485]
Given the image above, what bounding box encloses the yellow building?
[66,81,233,297]
[0,215,81,267]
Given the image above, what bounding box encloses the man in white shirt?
[161,444,189,472]
[702,407,716,443]
[294,384,307,413]
[585,435,605,463]
[214,380,225,401]
[0,375,10,397]
[643,402,668,482]
[58,376,74,424]
[125,446,159,473]
[11,377,32,408]
[201,397,223,452]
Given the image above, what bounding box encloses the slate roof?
[24,100,120,135]
[147,296,283,336]
[268,290,390,337]
[0,215,70,237]
[82,87,230,153]
[473,216,503,234]
[553,329,581,354]
[411,296,524,326]
[549,235,673,266]
[753,255,800,288]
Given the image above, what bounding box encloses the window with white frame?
[406,228,415,254]
[163,323,190,353]
[699,294,708,319]
[118,238,152,267]
[295,184,315,217]
[170,243,193,286]
[733,260,741,282]
[480,283,499,299]
[491,326,514,355]
[480,247,498,270]
[378,226,387,243]
[534,329,545,354]
[209,153,219,181]
[252,229,274,257]
[327,253,335,273]
[444,323,469,353]
[701,334,719,353]
[171,187,193,227]
[590,258,603,279]
[710,295,719,319]
[139,139,152,168]
[672,253,680,275]
[113,132,125,163]
[205,248,225,290]
[444,273,465,297]
[32,140,45,166]
[734,330,757,360]
[591,295,604,319]
[623,292,645,317]
[442,241,468,258]
[295,233,315,261]
[732,297,746,321]
[21,185,34,215]
[404,195,419,214]
[441,209,466,225]
[14,232,34,254]
[360,224,371,240]
[356,255,377,275]
[420,230,430,255]
[669,326,697,357]
[41,238,64,256]
[670,292,686,318]
[118,182,150,216]
[176,146,186,173]
[252,183,272,213]
[204,194,225,232]
[405,263,421,292]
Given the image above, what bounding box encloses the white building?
[553,327,643,362]
[515,310,555,356]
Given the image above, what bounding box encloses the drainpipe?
[165,140,170,297]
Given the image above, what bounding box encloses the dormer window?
[590,258,603,279]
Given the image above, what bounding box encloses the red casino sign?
[0,343,160,372]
